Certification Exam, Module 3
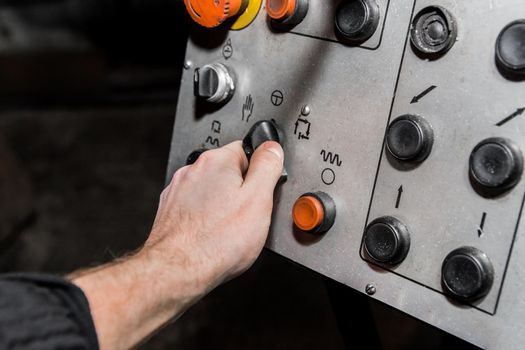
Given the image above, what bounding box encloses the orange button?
[184,0,244,28]
[266,0,296,20]
[293,195,325,232]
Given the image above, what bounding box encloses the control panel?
[168,0,525,348]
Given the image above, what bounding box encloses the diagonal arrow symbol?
[410,85,437,104]
[496,107,525,127]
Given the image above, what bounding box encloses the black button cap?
[335,0,380,44]
[186,148,208,165]
[496,19,525,78]
[469,137,523,194]
[442,247,494,301]
[410,6,457,57]
[364,216,410,266]
[386,115,433,163]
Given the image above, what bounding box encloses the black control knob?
[442,247,494,301]
[386,115,434,163]
[194,63,235,104]
[469,137,523,195]
[335,0,380,44]
[363,216,410,266]
[496,19,525,79]
[186,148,208,165]
[410,6,457,57]
[242,120,283,159]
[243,120,287,179]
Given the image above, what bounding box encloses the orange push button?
[266,0,308,26]
[292,192,336,234]
[267,0,297,20]
[184,0,245,28]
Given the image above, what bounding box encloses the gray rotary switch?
[194,63,235,104]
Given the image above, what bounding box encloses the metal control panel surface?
[168,1,525,348]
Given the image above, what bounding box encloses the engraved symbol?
[410,85,437,104]
[496,107,525,127]
[320,150,342,166]
[242,95,254,122]
[395,185,403,209]
[271,90,284,106]
[478,212,487,237]
[294,118,311,140]
[222,39,233,59]
[321,168,336,186]
[211,120,221,134]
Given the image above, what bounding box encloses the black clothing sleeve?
[0,274,99,350]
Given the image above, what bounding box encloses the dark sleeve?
[0,273,99,350]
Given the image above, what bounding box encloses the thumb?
[244,141,284,193]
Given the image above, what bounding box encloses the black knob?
[386,115,434,163]
[410,6,457,57]
[242,120,283,159]
[363,216,410,266]
[442,247,494,301]
[335,0,380,44]
[186,148,208,165]
[243,120,287,180]
[496,19,525,79]
[194,63,235,104]
[469,137,523,196]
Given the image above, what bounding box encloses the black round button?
[496,19,525,78]
[410,6,457,57]
[442,247,494,301]
[386,115,434,163]
[469,138,523,195]
[363,216,410,266]
[186,148,208,165]
[335,0,380,44]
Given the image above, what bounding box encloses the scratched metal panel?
[168,0,525,348]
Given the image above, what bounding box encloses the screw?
[301,105,311,116]
[184,60,193,69]
[365,284,376,295]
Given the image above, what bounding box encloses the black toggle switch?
[496,19,525,79]
[469,137,523,196]
[335,0,380,44]
[410,6,457,57]
[386,114,434,163]
[243,120,287,179]
[442,247,494,302]
[363,216,411,266]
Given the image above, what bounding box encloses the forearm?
[71,245,211,350]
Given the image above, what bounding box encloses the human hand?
[145,140,284,291]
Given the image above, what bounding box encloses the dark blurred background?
[0,1,478,349]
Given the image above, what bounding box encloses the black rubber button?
[364,216,410,266]
[410,6,457,57]
[386,115,433,163]
[335,0,380,44]
[186,148,208,165]
[469,137,523,195]
[442,247,494,301]
[496,19,525,78]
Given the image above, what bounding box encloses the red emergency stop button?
[184,0,245,28]
[292,192,336,234]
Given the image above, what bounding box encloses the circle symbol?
[321,168,336,186]
[271,90,284,106]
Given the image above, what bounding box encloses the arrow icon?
[395,185,403,209]
[478,212,487,237]
[496,107,525,127]
[410,85,437,104]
